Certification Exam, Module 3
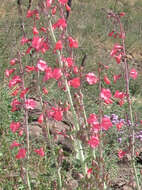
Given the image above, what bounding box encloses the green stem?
[49,20,86,174]
[118,17,140,190]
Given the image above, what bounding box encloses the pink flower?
[20,88,29,98]
[37,59,47,71]
[52,68,62,80]
[100,88,113,104]
[110,44,123,64]
[32,36,43,51]
[46,0,53,7]
[26,9,39,18]
[68,37,78,48]
[114,90,125,99]
[101,117,112,130]
[10,122,21,133]
[21,36,29,45]
[34,147,45,157]
[115,53,122,64]
[26,47,32,54]
[10,141,21,149]
[116,122,123,130]
[86,73,98,85]
[68,77,80,88]
[53,18,67,30]
[54,40,63,51]
[9,76,22,88]
[42,87,48,95]
[10,58,17,65]
[52,6,57,15]
[87,114,98,125]
[25,99,36,109]
[51,107,63,121]
[113,74,121,83]
[58,0,68,5]
[118,150,126,159]
[5,68,16,78]
[130,68,138,79]
[43,67,53,81]
[65,57,74,67]
[88,136,99,148]
[16,148,26,159]
[33,26,39,35]
[104,76,111,85]
[11,98,21,111]
[73,66,79,74]
[25,65,35,72]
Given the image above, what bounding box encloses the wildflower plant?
[5,0,141,189]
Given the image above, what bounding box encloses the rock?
[122,185,133,190]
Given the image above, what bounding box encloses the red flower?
[115,53,122,64]
[16,148,26,159]
[9,76,22,88]
[108,31,114,37]
[33,26,39,35]
[88,136,99,148]
[54,40,63,51]
[26,46,32,54]
[119,12,125,17]
[118,150,126,159]
[66,3,71,11]
[25,65,35,72]
[43,87,48,95]
[11,88,19,96]
[20,88,29,98]
[38,114,44,124]
[86,73,98,85]
[52,6,57,15]
[25,99,36,110]
[34,147,45,157]
[10,122,21,133]
[104,76,111,85]
[68,77,80,88]
[10,141,21,149]
[130,68,138,79]
[52,68,62,80]
[37,59,47,71]
[68,37,78,48]
[116,122,123,130]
